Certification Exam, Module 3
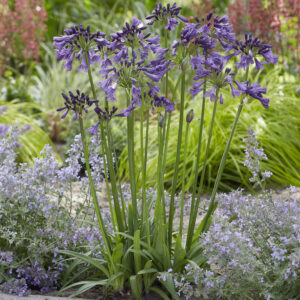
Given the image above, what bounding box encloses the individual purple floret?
[53,24,107,72]
[233,34,278,70]
[146,2,188,30]
[234,81,270,108]
[57,90,98,120]
[213,15,235,50]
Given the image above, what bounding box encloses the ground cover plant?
[1,2,299,299]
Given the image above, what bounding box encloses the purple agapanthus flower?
[110,17,148,45]
[57,90,98,120]
[151,95,175,112]
[213,15,235,50]
[233,34,278,70]
[98,18,172,116]
[146,2,188,30]
[87,106,118,135]
[190,53,240,103]
[234,81,270,108]
[53,25,108,72]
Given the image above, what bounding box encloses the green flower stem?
[105,99,126,225]
[126,90,138,230]
[84,52,124,232]
[185,82,206,251]
[186,92,218,250]
[162,113,171,173]
[100,122,124,232]
[201,99,244,233]
[161,72,183,179]
[108,125,127,226]
[144,109,151,249]
[159,29,169,208]
[155,118,166,224]
[200,68,249,234]
[168,68,186,248]
[78,116,111,256]
[140,91,146,222]
[179,121,190,237]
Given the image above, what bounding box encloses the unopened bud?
[186,109,194,123]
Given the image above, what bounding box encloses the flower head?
[234,34,278,70]
[191,53,240,103]
[53,25,107,71]
[234,81,269,108]
[98,18,172,116]
[57,90,98,120]
[146,3,188,30]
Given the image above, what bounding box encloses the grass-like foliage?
[120,65,300,192]
[0,100,55,163]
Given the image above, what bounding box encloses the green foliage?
[44,0,149,39]
[119,66,300,191]
[0,100,55,163]
[30,43,91,113]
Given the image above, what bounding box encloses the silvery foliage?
[0,125,108,295]
[159,128,299,300]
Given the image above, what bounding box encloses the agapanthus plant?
[53,3,277,299]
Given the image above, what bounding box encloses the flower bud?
[186,109,194,123]
[159,114,166,128]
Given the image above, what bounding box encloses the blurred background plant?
[0,0,47,75]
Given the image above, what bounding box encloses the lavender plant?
[52,3,278,298]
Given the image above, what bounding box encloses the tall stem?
[186,92,218,251]
[85,52,123,232]
[100,122,124,232]
[144,109,151,248]
[168,68,186,248]
[201,100,243,232]
[186,82,206,250]
[140,91,146,223]
[78,116,111,256]
[126,90,138,230]
[179,121,190,237]
[155,117,166,224]
[200,68,249,234]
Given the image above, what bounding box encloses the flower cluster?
[98,18,173,116]
[169,186,300,299]
[243,125,272,182]
[57,90,98,120]
[146,2,188,30]
[54,24,107,72]
[233,34,278,70]
[0,126,108,295]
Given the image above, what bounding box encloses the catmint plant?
[0,124,106,296]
